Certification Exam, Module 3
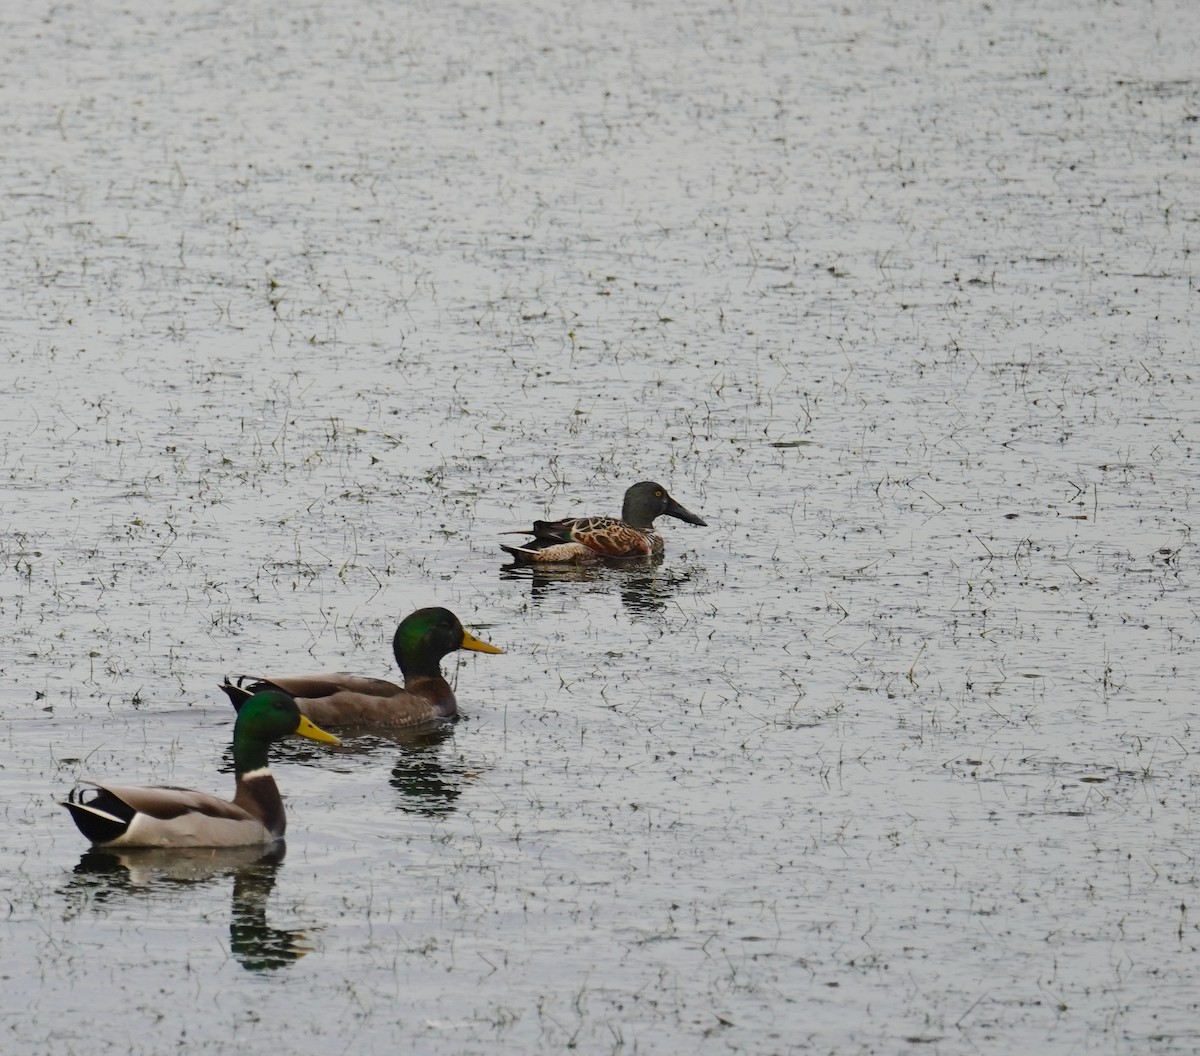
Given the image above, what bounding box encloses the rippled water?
[2,0,1199,1052]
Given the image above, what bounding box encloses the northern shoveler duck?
[501,480,707,564]
[219,607,504,727]
[62,689,339,848]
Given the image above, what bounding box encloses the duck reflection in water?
[65,844,310,972]
[389,739,464,817]
[309,722,470,817]
[500,555,698,617]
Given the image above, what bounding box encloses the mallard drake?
[219,606,503,727]
[62,689,339,849]
[500,480,707,564]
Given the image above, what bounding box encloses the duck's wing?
[221,674,449,728]
[502,514,653,562]
[535,515,654,558]
[221,673,405,708]
[500,540,599,564]
[63,782,269,848]
[294,685,453,728]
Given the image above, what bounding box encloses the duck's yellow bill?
[295,715,341,746]
[461,629,504,654]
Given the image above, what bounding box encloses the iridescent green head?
[392,607,504,679]
[232,689,339,772]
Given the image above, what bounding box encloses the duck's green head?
[621,481,708,529]
[393,607,504,679]
[233,689,340,771]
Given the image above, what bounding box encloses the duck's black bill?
[666,497,707,526]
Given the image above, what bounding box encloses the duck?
[219,607,503,727]
[62,689,339,849]
[500,480,707,564]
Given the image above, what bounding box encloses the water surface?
[2,0,1198,1053]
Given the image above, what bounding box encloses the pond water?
[2,0,1199,1052]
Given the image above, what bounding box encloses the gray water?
[2,0,1199,1052]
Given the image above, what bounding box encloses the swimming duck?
[219,607,503,727]
[62,689,339,849]
[500,481,707,564]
